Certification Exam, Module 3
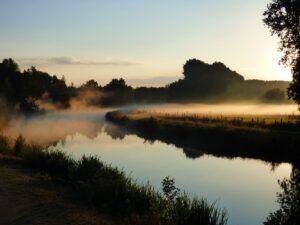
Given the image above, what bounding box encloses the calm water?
[4,104,297,225]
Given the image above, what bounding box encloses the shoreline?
[105,110,300,164]
[0,155,114,225]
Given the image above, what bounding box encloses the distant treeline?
[0,58,291,113]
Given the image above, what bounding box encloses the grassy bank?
[0,158,114,225]
[0,135,227,225]
[106,111,300,164]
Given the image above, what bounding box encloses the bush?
[13,135,26,155]
[0,135,10,154]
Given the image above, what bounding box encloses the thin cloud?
[127,76,181,87]
[18,57,140,67]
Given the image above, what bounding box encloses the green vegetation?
[106,111,300,163]
[0,134,227,225]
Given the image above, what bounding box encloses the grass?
[108,110,300,130]
[0,134,227,225]
[106,110,300,164]
[0,160,114,225]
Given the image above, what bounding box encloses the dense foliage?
[264,166,300,225]
[263,0,300,104]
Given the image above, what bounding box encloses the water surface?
[3,104,297,225]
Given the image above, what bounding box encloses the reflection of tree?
[104,124,126,140]
[264,166,300,225]
[183,147,204,159]
[22,118,105,148]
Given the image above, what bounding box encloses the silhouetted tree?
[81,79,101,91]
[104,78,128,92]
[168,58,244,101]
[263,88,286,102]
[102,78,133,105]
[0,57,294,111]
[288,59,300,105]
[0,58,20,73]
[263,0,300,105]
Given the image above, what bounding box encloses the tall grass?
[0,134,227,225]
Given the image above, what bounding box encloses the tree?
[0,58,20,74]
[168,59,244,101]
[81,79,100,90]
[263,0,300,104]
[103,78,128,92]
[263,88,286,102]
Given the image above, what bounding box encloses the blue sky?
[0,0,292,86]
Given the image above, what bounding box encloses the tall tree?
[263,0,300,104]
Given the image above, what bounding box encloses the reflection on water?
[55,130,291,225]
[2,111,105,146]
[1,108,298,225]
[264,165,300,225]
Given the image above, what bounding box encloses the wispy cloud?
[18,57,140,67]
[127,76,180,87]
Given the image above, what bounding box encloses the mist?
[0,102,298,147]
[0,111,106,146]
[124,103,300,116]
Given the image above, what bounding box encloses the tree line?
[0,57,292,113]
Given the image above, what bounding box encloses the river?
[3,103,299,225]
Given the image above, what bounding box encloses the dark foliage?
[167,59,290,102]
[0,135,227,225]
[106,111,300,164]
[264,166,300,225]
[263,88,286,103]
[0,59,73,113]
[0,58,292,113]
[263,0,300,104]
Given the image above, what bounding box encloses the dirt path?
[0,160,114,225]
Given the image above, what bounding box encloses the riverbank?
[0,155,114,225]
[106,110,300,164]
[0,135,227,225]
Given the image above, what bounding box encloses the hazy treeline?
[0,58,291,113]
[168,59,290,102]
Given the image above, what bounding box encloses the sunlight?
[275,63,292,81]
[273,53,292,81]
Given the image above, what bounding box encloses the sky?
[0,0,292,86]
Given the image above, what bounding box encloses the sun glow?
[273,53,292,81]
[275,63,292,81]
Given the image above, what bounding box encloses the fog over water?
[125,103,300,115]
[0,103,298,225]
[1,103,299,146]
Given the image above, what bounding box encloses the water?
[55,131,291,225]
[4,104,297,225]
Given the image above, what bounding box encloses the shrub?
[0,135,10,154]
[13,135,26,155]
